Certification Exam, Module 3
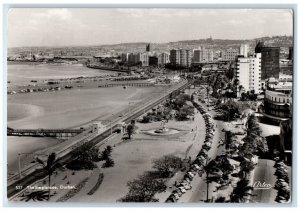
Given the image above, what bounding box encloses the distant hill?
[8,35,293,56]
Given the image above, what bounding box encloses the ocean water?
[6,63,162,173]
[7,63,113,86]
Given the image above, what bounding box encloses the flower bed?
[56,177,89,202]
[87,173,104,195]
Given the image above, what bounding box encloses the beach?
[7,63,165,175]
[7,63,113,87]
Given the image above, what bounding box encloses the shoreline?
[86,64,130,73]
[7,85,167,173]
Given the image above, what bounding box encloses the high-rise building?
[128,52,149,66]
[170,49,181,65]
[236,53,262,95]
[170,49,192,67]
[193,46,213,63]
[121,53,129,62]
[255,41,280,80]
[239,44,249,57]
[224,48,238,60]
[180,49,192,67]
[158,53,170,67]
[139,52,149,67]
[146,43,152,52]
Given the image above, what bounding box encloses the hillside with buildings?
[8,35,292,58]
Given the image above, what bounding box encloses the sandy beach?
[7,85,165,175]
[8,63,114,87]
[8,86,163,129]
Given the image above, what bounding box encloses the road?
[250,159,292,203]
[177,97,226,202]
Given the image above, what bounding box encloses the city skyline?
[8,8,293,48]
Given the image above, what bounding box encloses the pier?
[7,127,86,139]
[98,83,154,88]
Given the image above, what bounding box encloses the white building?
[139,52,149,67]
[239,44,249,57]
[224,48,239,60]
[236,53,262,95]
[158,52,170,67]
[193,46,214,63]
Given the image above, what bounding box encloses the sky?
[7,8,293,47]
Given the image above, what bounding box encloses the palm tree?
[239,160,256,179]
[20,190,51,202]
[230,179,253,202]
[238,85,243,97]
[126,124,134,139]
[203,159,219,202]
[36,153,60,200]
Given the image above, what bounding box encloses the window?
[283,99,285,103]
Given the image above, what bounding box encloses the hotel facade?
[236,53,262,95]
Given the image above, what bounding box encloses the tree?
[225,66,235,81]
[152,155,182,177]
[215,196,227,203]
[176,104,195,121]
[35,153,60,200]
[20,190,52,202]
[203,159,220,202]
[120,174,166,202]
[173,93,191,109]
[99,145,113,161]
[244,114,268,155]
[102,157,115,168]
[239,160,256,179]
[66,142,99,170]
[230,179,253,202]
[126,124,134,139]
[214,101,240,121]
[215,155,234,175]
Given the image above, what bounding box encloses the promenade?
[7,79,189,199]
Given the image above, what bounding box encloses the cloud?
[31,9,72,21]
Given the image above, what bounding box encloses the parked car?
[172,190,182,198]
[178,187,186,194]
[179,182,192,190]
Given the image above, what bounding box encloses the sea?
[6,63,161,174]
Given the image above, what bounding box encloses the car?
[192,164,201,170]
[180,183,192,190]
[184,174,193,181]
[178,187,186,194]
[188,171,195,178]
[172,190,182,198]
[170,193,180,200]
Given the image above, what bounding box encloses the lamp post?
[17,152,48,179]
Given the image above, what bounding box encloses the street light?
[17,152,48,179]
